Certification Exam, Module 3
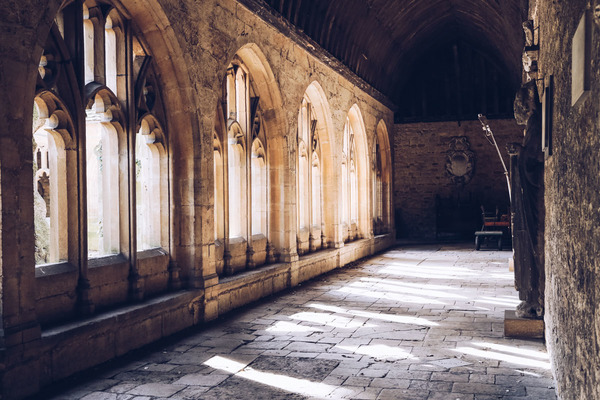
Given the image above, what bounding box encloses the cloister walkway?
[41,244,556,400]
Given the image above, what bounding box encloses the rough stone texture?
[393,120,521,239]
[42,245,557,400]
[533,1,600,399]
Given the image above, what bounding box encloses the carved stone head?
[514,80,539,126]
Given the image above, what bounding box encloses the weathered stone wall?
[534,1,600,399]
[393,119,521,239]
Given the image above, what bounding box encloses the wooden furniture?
[475,230,503,250]
[475,205,510,250]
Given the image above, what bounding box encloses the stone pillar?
[269,135,298,263]
[196,113,221,321]
[0,27,45,399]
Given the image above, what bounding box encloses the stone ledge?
[504,309,544,339]
[40,290,200,385]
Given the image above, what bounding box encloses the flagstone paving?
[40,244,557,399]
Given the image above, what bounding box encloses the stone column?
[0,23,45,399]
[269,135,298,263]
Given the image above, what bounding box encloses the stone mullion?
[346,153,352,240]
[307,109,314,251]
[67,0,95,316]
[89,6,105,86]
[223,132,232,275]
[333,146,343,248]
[124,20,143,301]
[246,118,254,269]
[319,155,326,249]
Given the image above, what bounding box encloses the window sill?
[136,247,168,260]
[35,262,77,278]
[88,253,127,269]
[251,233,267,241]
[228,236,247,246]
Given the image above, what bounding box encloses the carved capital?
[507,143,522,156]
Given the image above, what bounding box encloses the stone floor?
[41,244,557,400]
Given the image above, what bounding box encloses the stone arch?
[136,114,168,249]
[33,90,76,263]
[302,81,338,247]
[34,91,76,149]
[230,43,288,257]
[114,0,199,283]
[347,104,371,239]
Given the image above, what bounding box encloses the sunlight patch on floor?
[266,321,323,333]
[288,311,375,329]
[336,343,417,361]
[203,355,351,398]
[453,346,551,369]
[335,285,447,305]
[307,303,438,327]
[472,342,549,360]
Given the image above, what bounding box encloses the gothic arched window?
[297,97,322,254]
[35,1,169,263]
[32,94,74,265]
[135,116,166,250]
[218,60,270,275]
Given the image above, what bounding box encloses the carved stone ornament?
[445,136,475,186]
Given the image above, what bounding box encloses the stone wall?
[534,1,600,399]
[393,119,521,239]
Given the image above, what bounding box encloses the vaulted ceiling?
[259,0,526,118]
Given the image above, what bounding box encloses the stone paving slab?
[41,244,557,400]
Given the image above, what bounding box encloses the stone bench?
[474,230,503,250]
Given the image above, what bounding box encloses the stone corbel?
[309,232,318,252]
[593,0,600,28]
[223,249,233,276]
[246,244,255,269]
[168,260,182,290]
[266,241,277,264]
[522,19,541,90]
[320,230,327,249]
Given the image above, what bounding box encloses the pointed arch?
[119,0,199,283]
[33,91,76,264]
[232,43,287,260]
[302,81,337,247]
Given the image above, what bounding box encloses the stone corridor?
[40,245,556,400]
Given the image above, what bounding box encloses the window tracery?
[33,1,169,265]
[216,60,270,276]
[32,93,74,265]
[297,97,322,254]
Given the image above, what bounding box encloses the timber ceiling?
[260,0,525,113]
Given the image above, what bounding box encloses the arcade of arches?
[0,0,598,399]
